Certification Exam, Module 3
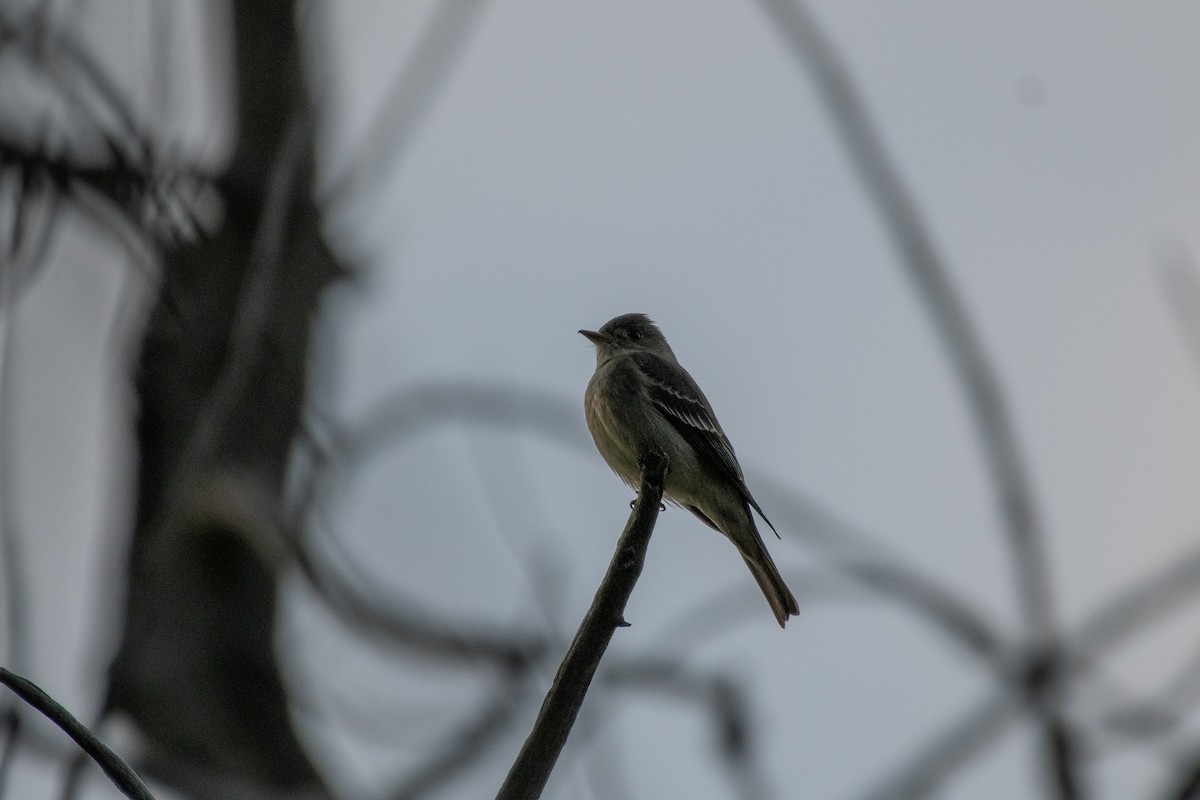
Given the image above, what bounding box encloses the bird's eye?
[630,329,644,341]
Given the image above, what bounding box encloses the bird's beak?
[579,329,609,345]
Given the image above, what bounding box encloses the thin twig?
[0,668,155,800]
[496,451,668,800]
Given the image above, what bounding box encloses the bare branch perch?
[0,668,155,800]
[496,451,669,800]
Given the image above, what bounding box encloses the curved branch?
[290,523,548,667]
[755,0,1054,657]
[0,669,154,800]
[755,1,1071,794]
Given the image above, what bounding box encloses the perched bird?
[580,313,799,627]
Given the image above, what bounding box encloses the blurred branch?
[0,141,149,223]
[1046,715,1086,799]
[0,129,220,256]
[0,8,195,238]
[0,707,17,795]
[836,559,1011,666]
[603,659,766,800]
[300,378,1047,799]
[1109,638,1200,739]
[101,2,343,795]
[755,483,1016,666]
[309,382,1014,673]
[1072,543,1200,663]
[755,0,1054,659]
[844,604,1090,800]
[0,7,223,258]
[462,428,574,636]
[158,115,310,499]
[291,383,791,797]
[385,671,527,800]
[293,380,580,658]
[290,520,548,667]
[756,0,1073,794]
[0,168,59,743]
[290,382,577,666]
[0,9,147,154]
[316,380,585,469]
[497,452,668,800]
[1,166,61,294]
[657,558,1011,674]
[1158,755,1200,800]
[649,569,850,651]
[322,0,490,212]
[0,313,26,795]
[1062,540,1200,751]
[754,474,913,557]
[0,669,154,800]
[1157,242,1200,378]
[854,688,1023,800]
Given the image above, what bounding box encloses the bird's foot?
[628,496,666,512]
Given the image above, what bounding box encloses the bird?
[580,313,799,627]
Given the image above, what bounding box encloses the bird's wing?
[632,352,778,536]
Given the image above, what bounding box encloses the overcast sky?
[9,2,1200,798]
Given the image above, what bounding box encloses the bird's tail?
[737,527,799,628]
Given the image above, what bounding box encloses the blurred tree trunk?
[103,1,340,797]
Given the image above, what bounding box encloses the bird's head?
[580,313,675,363]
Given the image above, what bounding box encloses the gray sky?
[8,1,1200,798]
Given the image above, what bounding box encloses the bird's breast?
[583,360,648,487]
